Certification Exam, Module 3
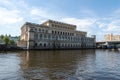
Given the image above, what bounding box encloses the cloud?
[106,20,120,33]
[0,7,23,25]
[62,18,97,35]
[0,0,28,25]
[0,0,26,36]
[0,0,58,36]
[29,7,64,22]
[30,8,49,18]
[29,8,52,23]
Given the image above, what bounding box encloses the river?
[0,49,120,80]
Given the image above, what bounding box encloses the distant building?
[10,37,19,43]
[0,37,4,44]
[0,37,5,49]
[104,33,120,41]
[18,20,96,49]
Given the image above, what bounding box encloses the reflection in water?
[0,50,120,80]
[20,50,96,80]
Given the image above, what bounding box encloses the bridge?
[96,41,120,49]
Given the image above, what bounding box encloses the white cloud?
[0,0,56,36]
[62,18,97,35]
[0,7,23,24]
[0,0,26,36]
[30,7,61,22]
[30,8,49,18]
[62,18,95,26]
[106,20,120,32]
[0,0,11,6]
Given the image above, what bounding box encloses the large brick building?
[18,20,96,49]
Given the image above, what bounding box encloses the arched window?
[44,43,46,47]
[48,35,51,39]
[44,34,47,38]
[52,31,54,34]
[61,32,62,35]
[55,31,56,34]
[42,29,44,32]
[39,29,41,32]
[39,43,42,46]
[40,34,42,38]
[48,43,50,46]
[35,43,37,46]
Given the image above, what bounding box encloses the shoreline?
[0,47,115,51]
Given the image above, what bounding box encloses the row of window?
[51,24,74,30]
[34,34,94,43]
[30,28,77,36]
[52,31,74,36]
[37,43,94,48]
[29,26,86,37]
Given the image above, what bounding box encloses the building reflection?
[19,50,96,79]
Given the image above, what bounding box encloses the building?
[0,36,5,49]
[104,33,120,41]
[0,36,4,44]
[0,37,2,44]
[10,36,19,43]
[18,20,96,49]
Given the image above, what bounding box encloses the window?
[44,43,46,47]
[40,34,42,38]
[46,30,48,33]
[39,43,42,46]
[42,29,44,32]
[44,34,47,38]
[52,31,54,34]
[35,28,37,31]
[39,29,41,32]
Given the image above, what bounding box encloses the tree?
[2,35,10,45]
[1,34,16,46]
[8,40,15,45]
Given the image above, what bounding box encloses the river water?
[0,50,120,80]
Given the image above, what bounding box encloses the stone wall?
[17,41,27,49]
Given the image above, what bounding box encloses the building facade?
[18,20,96,49]
[104,33,120,41]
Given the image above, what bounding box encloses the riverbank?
[1,46,119,51]
[0,47,97,51]
[0,46,23,51]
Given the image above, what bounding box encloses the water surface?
[0,50,120,80]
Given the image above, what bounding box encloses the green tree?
[8,40,15,45]
[2,35,10,45]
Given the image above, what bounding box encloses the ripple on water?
[1,50,120,80]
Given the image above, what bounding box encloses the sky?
[0,0,120,41]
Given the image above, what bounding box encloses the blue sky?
[0,0,120,41]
